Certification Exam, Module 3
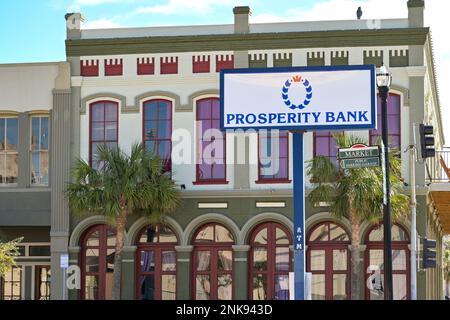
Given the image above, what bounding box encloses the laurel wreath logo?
[282,75,313,110]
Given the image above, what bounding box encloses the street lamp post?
[376,65,394,300]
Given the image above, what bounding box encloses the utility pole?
[408,126,418,299]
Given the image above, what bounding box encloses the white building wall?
[0,63,59,112]
[77,45,418,190]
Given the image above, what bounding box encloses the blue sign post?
[220,65,376,300]
[293,132,305,299]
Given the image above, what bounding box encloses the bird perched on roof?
[357,7,363,20]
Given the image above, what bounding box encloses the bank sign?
[220,65,376,131]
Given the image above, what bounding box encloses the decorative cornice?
[175,245,194,253]
[66,28,429,57]
[407,0,425,8]
[406,65,426,77]
[232,245,250,252]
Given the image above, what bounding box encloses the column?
[122,246,137,300]
[175,245,193,299]
[233,6,251,189]
[50,62,72,300]
[233,245,250,299]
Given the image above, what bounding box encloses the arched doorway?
[80,224,116,300]
[191,223,235,300]
[364,223,410,300]
[135,224,178,300]
[248,222,292,300]
[306,221,350,300]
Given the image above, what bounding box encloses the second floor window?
[257,131,290,182]
[196,98,226,183]
[0,117,18,185]
[370,93,401,149]
[30,116,49,186]
[90,101,118,169]
[313,131,340,164]
[143,100,172,172]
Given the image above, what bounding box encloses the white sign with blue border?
[220,65,376,131]
[220,65,377,300]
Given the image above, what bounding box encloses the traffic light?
[419,124,435,159]
[422,238,437,269]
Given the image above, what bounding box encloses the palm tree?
[65,143,180,300]
[307,133,409,300]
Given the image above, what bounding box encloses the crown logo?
[292,75,302,82]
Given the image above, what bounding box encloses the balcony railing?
[426,149,450,182]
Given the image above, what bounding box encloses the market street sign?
[220,65,376,131]
[340,157,380,169]
[338,146,380,159]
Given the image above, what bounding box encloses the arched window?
[195,98,227,184]
[192,223,234,300]
[89,101,118,169]
[313,131,342,165]
[143,99,172,172]
[257,131,290,183]
[306,221,350,300]
[365,223,410,300]
[369,93,401,148]
[135,224,178,300]
[249,222,292,300]
[80,224,116,300]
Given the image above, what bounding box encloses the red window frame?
[142,99,173,172]
[135,224,178,300]
[256,131,291,184]
[80,224,116,300]
[364,223,410,300]
[369,93,401,148]
[191,223,235,300]
[313,131,342,165]
[248,222,293,300]
[306,221,351,300]
[194,98,228,185]
[89,101,119,168]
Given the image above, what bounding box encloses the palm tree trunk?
[350,209,361,300]
[111,211,127,300]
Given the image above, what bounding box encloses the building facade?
[0,0,448,300]
[0,61,71,299]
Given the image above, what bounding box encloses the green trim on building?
[66,28,429,57]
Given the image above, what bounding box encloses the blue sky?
[0,0,329,63]
[1,0,449,142]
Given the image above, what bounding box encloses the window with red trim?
[313,131,340,164]
[249,222,292,300]
[143,100,172,172]
[195,98,226,184]
[80,224,116,300]
[135,224,178,300]
[257,131,290,183]
[89,101,118,169]
[369,93,401,148]
[306,221,350,300]
[364,223,410,300]
[192,223,234,300]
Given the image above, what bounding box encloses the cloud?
[82,18,124,29]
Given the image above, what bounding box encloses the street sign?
[338,146,380,159]
[340,157,380,169]
[60,253,69,269]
